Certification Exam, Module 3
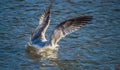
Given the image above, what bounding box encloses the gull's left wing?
[30,5,52,42]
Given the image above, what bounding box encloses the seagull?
[26,5,93,55]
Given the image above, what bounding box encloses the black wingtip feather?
[56,16,93,29]
[74,16,93,21]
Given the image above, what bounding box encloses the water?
[0,0,120,70]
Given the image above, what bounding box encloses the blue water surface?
[0,0,120,70]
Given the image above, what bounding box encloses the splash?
[26,45,59,60]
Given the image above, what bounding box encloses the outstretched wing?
[30,5,52,42]
[49,16,93,46]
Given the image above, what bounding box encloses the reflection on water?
[0,0,120,70]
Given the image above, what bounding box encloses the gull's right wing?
[49,16,93,46]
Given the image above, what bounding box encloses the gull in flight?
[26,5,93,55]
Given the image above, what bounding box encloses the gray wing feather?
[60,16,93,36]
[49,16,93,46]
[30,5,52,42]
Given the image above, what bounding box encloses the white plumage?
[26,5,93,57]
